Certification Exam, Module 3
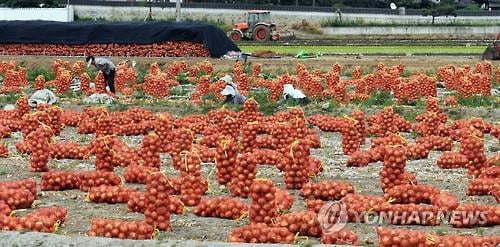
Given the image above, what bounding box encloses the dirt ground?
[0,55,499,246]
[0,105,498,246]
[4,55,500,75]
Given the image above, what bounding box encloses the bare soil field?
[3,55,499,74]
[0,55,498,246]
[0,103,498,246]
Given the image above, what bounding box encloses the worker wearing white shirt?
[282,84,310,105]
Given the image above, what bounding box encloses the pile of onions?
[451,203,499,228]
[230,153,257,197]
[60,110,81,127]
[416,135,453,151]
[272,210,322,237]
[25,127,52,172]
[305,199,327,213]
[41,171,81,191]
[0,178,37,198]
[88,185,137,204]
[444,95,458,106]
[340,194,385,222]
[380,146,410,193]
[0,207,67,233]
[367,107,405,136]
[165,61,187,79]
[0,202,11,216]
[218,117,241,141]
[240,123,259,154]
[174,150,202,177]
[78,170,121,192]
[144,198,172,231]
[405,144,430,160]
[300,180,355,201]
[351,109,367,144]
[233,62,250,96]
[88,218,154,240]
[0,124,11,138]
[466,178,499,196]
[138,134,161,168]
[238,99,263,123]
[179,174,208,206]
[91,135,120,171]
[434,234,500,246]
[282,139,311,190]
[50,142,88,160]
[124,165,159,184]
[429,192,459,212]
[215,136,238,185]
[25,207,67,224]
[166,128,193,155]
[227,223,295,244]
[127,192,147,213]
[95,115,115,138]
[15,96,30,118]
[478,166,500,178]
[384,184,440,204]
[321,227,359,245]
[45,107,62,136]
[275,188,294,211]
[21,112,47,137]
[193,196,248,219]
[307,115,343,132]
[168,196,185,215]
[372,203,440,225]
[249,179,278,225]
[376,227,428,247]
[0,188,35,210]
[340,117,361,155]
[436,152,468,169]
[460,129,489,177]
[371,134,407,149]
[347,150,372,167]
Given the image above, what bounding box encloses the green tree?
[422,0,457,24]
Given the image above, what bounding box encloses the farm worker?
[221,85,246,105]
[282,84,310,105]
[86,56,116,94]
[220,74,238,90]
[29,89,58,108]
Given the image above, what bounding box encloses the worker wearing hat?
[86,56,116,94]
[220,75,246,105]
[282,84,310,105]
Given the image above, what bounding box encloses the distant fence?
[0,7,74,22]
[63,0,500,16]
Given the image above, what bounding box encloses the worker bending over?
[283,84,310,105]
[86,56,116,94]
[220,75,246,105]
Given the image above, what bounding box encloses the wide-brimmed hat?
[220,75,233,84]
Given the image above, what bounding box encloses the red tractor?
[229,10,280,42]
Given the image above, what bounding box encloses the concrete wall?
[0,7,74,22]
[74,5,500,27]
[323,26,500,35]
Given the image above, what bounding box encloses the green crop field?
[239,45,485,55]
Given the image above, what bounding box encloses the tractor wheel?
[229,31,242,42]
[253,26,269,41]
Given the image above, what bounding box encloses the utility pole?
[67,0,70,22]
[176,0,181,22]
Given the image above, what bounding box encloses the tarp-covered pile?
[0,21,240,58]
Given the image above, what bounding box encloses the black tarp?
[0,21,240,57]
